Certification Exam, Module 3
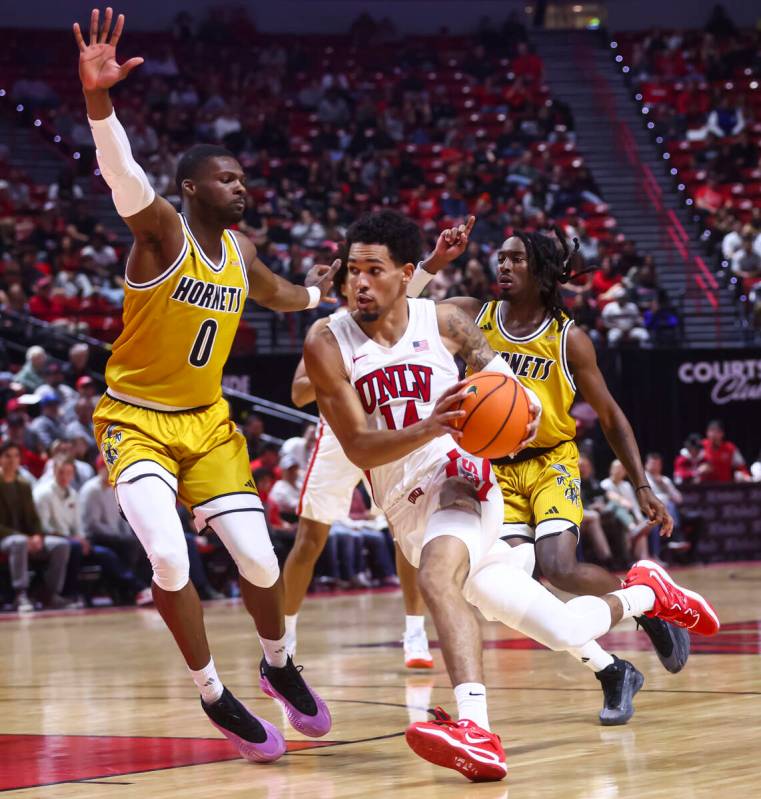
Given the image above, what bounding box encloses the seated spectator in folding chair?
[645,453,688,558]
[601,459,653,563]
[673,434,705,485]
[0,441,71,611]
[330,488,398,587]
[79,457,152,604]
[38,438,95,491]
[33,456,139,605]
[578,455,617,570]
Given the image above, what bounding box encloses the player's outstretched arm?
[74,8,183,285]
[233,235,340,312]
[436,302,541,451]
[406,216,482,318]
[566,324,673,536]
[303,325,468,469]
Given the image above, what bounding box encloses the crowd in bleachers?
[616,7,761,329]
[0,338,402,613]
[0,10,679,349]
[3,331,759,610]
[575,416,757,569]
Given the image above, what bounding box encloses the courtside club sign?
[678,358,761,405]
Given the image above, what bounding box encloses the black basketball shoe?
[595,656,644,726]
[201,686,286,761]
[636,615,690,673]
[260,656,332,737]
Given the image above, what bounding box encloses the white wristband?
[406,263,435,298]
[305,285,321,309]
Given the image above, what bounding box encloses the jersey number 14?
[379,400,421,430]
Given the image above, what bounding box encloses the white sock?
[570,640,615,673]
[454,682,489,731]
[612,585,656,620]
[405,614,425,637]
[190,658,223,704]
[284,614,298,657]
[259,634,288,668]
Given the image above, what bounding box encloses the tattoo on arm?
[444,305,494,371]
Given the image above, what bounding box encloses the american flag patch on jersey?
[413,339,429,352]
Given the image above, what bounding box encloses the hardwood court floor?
[2,563,760,798]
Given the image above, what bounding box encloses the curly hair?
[511,227,580,327]
[345,210,423,267]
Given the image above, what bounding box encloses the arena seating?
[615,25,761,327]
[1,17,673,347]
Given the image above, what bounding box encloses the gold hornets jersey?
[105,214,248,410]
[476,300,576,449]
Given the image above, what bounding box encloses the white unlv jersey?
[327,298,460,509]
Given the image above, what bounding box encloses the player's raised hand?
[637,487,674,537]
[423,216,476,274]
[305,258,342,304]
[73,8,144,92]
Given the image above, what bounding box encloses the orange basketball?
[453,371,531,459]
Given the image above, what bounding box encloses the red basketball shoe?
[405,707,507,782]
[624,560,720,636]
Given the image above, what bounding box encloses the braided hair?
[511,227,580,328]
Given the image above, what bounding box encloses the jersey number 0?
[189,319,218,367]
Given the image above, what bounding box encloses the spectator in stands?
[280,423,317,472]
[80,232,118,272]
[591,256,623,307]
[751,449,761,482]
[268,453,302,527]
[578,455,616,569]
[645,452,687,556]
[601,459,652,562]
[0,441,71,611]
[250,441,282,480]
[694,176,725,215]
[27,393,65,452]
[79,458,151,602]
[643,295,680,343]
[673,433,706,484]
[731,236,761,285]
[64,343,91,387]
[38,439,94,491]
[64,398,96,457]
[35,362,77,406]
[34,456,138,604]
[601,294,650,346]
[242,413,266,460]
[721,218,745,262]
[706,96,745,138]
[701,420,750,482]
[15,345,47,392]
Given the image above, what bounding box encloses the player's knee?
[438,477,481,517]
[291,523,329,563]
[149,544,190,592]
[236,544,280,589]
[537,535,579,588]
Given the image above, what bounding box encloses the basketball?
[453,371,531,459]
